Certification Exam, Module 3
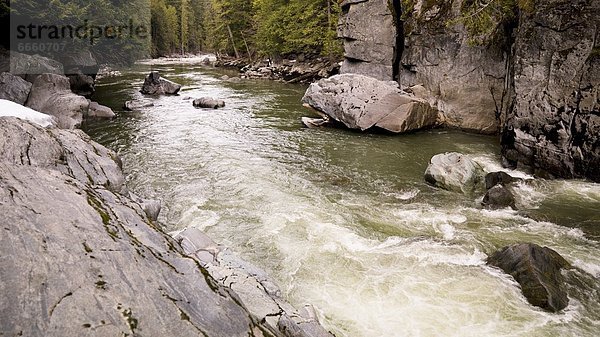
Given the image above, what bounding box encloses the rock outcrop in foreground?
[487,243,571,312]
[0,117,333,337]
[302,74,439,133]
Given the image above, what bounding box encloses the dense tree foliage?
[152,0,342,58]
[7,0,151,64]
[4,0,342,60]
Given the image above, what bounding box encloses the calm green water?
[85,60,600,337]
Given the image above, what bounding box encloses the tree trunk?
[227,25,240,59]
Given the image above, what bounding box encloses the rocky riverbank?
[216,56,341,84]
[0,49,334,336]
[0,115,334,337]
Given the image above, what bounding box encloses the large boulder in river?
[302,74,439,133]
[482,185,516,210]
[141,71,182,95]
[25,73,90,129]
[337,0,397,81]
[193,97,225,109]
[424,152,484,194]
[0,72,32,104]
[487,243,571,312]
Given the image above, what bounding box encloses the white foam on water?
[107,65,600,337]
[512,180,548,209]
[383,188,420,201]
[472,155,534,179]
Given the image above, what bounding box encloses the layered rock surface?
[0,117,332,337]
[338,0,397,81]
[302,74,439,133]
[501,0,600,181]
[399,0,508,134]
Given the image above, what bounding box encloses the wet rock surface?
[193,97,226,109]
[487,243,571,312]
[482,185,516,210]
[140,71,182,96]
[424,152,484,194]
[501,0,600,182]
[175,228,335,337]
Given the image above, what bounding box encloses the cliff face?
[338,0,600,182]
[400,0,509,134]
[502,0,600,181]
[338,0,398,81]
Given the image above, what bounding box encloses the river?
[84,60,600,337]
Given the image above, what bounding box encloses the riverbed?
[84,61,600,337]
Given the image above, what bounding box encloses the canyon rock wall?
[502,0,600,181]
[338,0,398,81]
[337,0,600,182]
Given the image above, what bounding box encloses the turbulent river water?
[85,60,600,337]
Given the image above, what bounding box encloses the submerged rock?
[487,243,571,312]
[193,97,225,109]
[140,71,182,95]
[25,73,89,129]
[301,117,332,128]
[302,74,439,133]
[123,100,154,111]
[484,171,521,190]
[0,72,32,105]
[482,185,516,210]
[424,152,484,194]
